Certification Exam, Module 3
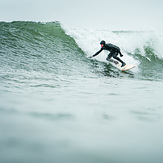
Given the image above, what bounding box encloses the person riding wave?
[89,40,126,67]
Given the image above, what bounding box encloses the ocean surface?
[0,21,163,163]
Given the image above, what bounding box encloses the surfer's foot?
[121,62,126,67]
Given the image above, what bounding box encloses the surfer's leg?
[113,52,126,67]
[106,52,112,60]
[106,53,118,64]
[114,56,126,67]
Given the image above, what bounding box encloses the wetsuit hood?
[100,40,106,46]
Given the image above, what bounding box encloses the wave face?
[0,21,163,81]
[0,21,88,80]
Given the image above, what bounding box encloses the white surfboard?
[111,60,136,71]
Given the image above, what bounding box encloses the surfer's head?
[100,40,105,47]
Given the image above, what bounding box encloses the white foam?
[63,26,163,67]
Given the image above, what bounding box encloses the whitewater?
[0,21,163,163]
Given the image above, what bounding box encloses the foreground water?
[0,21,163,163]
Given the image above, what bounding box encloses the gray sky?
[0,0,163,31]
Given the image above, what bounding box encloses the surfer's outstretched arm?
[89,48,103,58]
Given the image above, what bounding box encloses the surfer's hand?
[120,54,123,57]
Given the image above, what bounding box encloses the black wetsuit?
[93,43,125,65]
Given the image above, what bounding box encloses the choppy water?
[0,21,163,163]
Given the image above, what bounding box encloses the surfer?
[89,40,126,67]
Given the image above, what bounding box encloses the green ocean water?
[0,21,163,163]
